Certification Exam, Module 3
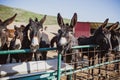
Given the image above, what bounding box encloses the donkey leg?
[14,54,20,63]
[67,75,72,80]
[9,54,12,63]
[16,59,19,63]
[87,58,91,79]
[105,54,109,78]
[81,54,84,68]
[34,53,38,61]
[116,57,119,73]
[91,57,95,79]
[73,53,78,80]
[27,53,33,61]
[114,53,119,73]
[98,54,102,79]
[42,52,47,60]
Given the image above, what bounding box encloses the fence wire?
[60,46,120,80]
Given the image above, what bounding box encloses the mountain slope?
[0,5,70,25]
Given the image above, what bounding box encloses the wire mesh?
[60,46,120,80]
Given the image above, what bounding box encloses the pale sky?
[0,0,120,23]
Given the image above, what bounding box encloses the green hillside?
[0,5,70,25]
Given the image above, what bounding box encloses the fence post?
[57,52,62,80]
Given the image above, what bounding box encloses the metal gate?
[0,45,120,80]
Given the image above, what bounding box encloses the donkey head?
[108,22,119,52]
[57,13,77,52]
[116,27,120,51]
[94,18,112,53]
[28,15,46,52]
[9,25,24,50]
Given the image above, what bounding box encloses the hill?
[0,5,70,25]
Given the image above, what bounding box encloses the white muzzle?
[59,37,67,46]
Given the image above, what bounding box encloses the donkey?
[77,18,112,78]
[106,22,119,52]
[115,27,120,72]
[51,13,79,80]
[107,22,120,73]
[19,23,32,62]
[27,15,50,61]
[0,13,17,64]
[9,25,25,63]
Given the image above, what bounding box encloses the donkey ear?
[0,19,2,23]
[29,18,34,24]
[115,22,119,28]
[109,22,119,31]
[57,13,64,27]
[40,15,46,24]
[20,25,25,31]
[29,18,32,23]
[70,13,77,28]
[101,18,109,28]
[35,17,38,22]
[106,24,114,30]
[3,13,17,26]
[116,27,120,32]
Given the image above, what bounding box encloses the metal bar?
[0,47,57,55]
[57,52,62,80]
[9,73,56,80]
[7,59,120,80]
[72,45,98,49]
[0,44,117,57]
[4,70,57,80]
[0,45,98,55]
[61,59,120,76]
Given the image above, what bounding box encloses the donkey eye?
[58,29,62,34]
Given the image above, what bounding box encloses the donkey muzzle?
[59,37,67,46]
[30,45,39,52]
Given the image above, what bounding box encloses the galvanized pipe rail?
[0,47,57,54]
[0,45,97,55]
[8,59,120,80]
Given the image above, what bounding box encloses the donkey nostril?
[15,44,21,49]
[35,45,39,49]
[30,45,39,52]
[30,45,33,49]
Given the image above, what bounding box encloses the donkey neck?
[69,34,78,46]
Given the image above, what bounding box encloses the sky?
[0,0,120,23]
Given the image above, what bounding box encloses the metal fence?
[0,45,120,80]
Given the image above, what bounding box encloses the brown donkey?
[9,25,25,63]
[0,13,17,64]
